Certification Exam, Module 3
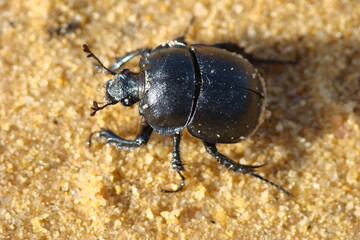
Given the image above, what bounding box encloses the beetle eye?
[121,97,134,106]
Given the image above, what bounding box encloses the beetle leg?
[161,133,186,193]
[203,141,292,197]
[204,142,265,173]
[109,48,151,72]
[88,119,153,150]
[173,17,195,45]
[213,42,296,65]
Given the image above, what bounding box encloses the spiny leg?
[109,48,151,72]
[88,119,153,150]
[203,141,292,197]
[161,133,186,193]
[173,17,195,45]
[213,42,297,65]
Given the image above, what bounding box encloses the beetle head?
[105,69,141,106]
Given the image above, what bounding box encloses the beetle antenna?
[249,172,293,198]
[90,101,118,116]
[183,16,195,37]
[83,44,117,75]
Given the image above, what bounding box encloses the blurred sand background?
[1,0,359,239]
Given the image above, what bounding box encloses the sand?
[1,0,359,239]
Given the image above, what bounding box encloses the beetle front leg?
[109,48,151,72]
[161,133,186,193]
[89,119,153,150]
[203,141,292,197]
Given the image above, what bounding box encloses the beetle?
[83,34,293,197]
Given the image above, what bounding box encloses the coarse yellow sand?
[1,0,359,239]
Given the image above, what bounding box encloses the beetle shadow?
[184,32,360,189]
[230,34,360,175]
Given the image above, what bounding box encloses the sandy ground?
[1,0,360,239]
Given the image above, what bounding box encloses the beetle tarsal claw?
[161,170,186,193]
[248,163,268,169]
[87,130,103,148]
[234,164,267,176]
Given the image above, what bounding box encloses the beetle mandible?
[83,30,293,197]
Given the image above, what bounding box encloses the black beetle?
[83,34,293,197]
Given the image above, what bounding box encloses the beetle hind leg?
[161,133,186,193]
[203,141,292,197]
[213,42,296,65]
[204,142,265,173]
[173,17,195,45]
